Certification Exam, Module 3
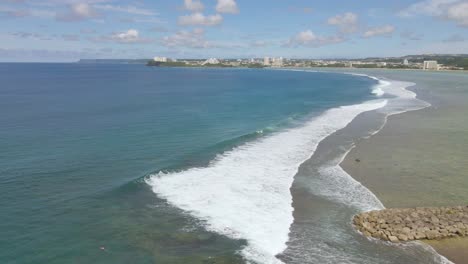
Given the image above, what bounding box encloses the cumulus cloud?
[362,25,395,38]
[94,4,157,16]
[327,12,359,33]
[109,29,149,43]
[183,0,204,12]
[56,2,100,22]
[161,28,243,49]
[285,30,345,47]
[216,0,239,14]
[445,1,468,27]
[162,28,212,48]
[399,0,468,27]
[91,29,151,44]
[178,12,223,26]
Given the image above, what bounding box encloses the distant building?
[271,57,283,67]
[202,58,220,65]
[423,60,438,70]
[263,57,271,66]
[377,62,387,67]
[153,57,168,62]
[403,59,409,66]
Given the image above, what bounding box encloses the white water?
[306,73,451,264]
[146,70,449,264]
[146,98,387,264]
[312,76,430,210]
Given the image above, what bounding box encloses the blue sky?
[0,0,467,61]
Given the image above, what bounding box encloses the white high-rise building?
[272,57,284,67]
[403,59,409,65]
[423,60,438,70]
[202,58,220,65]
[263,57,270,66]
[153,57,168,62]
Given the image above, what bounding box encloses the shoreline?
[339,70,468,263]
[279,69,453,263]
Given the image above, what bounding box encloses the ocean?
[0,64,449,263]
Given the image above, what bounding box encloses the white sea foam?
[307,72,430,210]
[146,69,444,263]
[372,80,388,96]
[279,69,388,97]
[146,99,387,264]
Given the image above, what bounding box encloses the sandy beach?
[340,70,468,263]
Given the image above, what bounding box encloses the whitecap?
[146,99,387,264]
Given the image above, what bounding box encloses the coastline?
[278,68,454,264]
[339,70,468,263]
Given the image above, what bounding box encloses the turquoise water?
[0,64,381,264]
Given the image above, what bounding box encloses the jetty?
[353,206,468,243]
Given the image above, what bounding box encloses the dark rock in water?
[353,206,468,243]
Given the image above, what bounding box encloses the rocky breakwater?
[353,206,468,243]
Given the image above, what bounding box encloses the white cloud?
[286,30,345,47]
[56,3,100,22]
[327,12,359,33]
[109,29,148,43]
[94,4,157,16]
[90,29,151,44]
[398,0,458,17]
[161,28,244,49]
[178,12,223,26]
[162,28,212,48]
[183,0,204,12]
[445,1,468,27]
[363,25,395,38]
[399,0,468,27]
[216,0,239,14]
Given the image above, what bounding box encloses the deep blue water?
[0,64,377,264]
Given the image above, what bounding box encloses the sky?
[0,0,467,62]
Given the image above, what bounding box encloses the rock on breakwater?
[353,206,468,243]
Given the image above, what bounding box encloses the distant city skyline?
[0,0,467,62]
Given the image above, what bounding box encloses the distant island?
[77,54,468,71]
